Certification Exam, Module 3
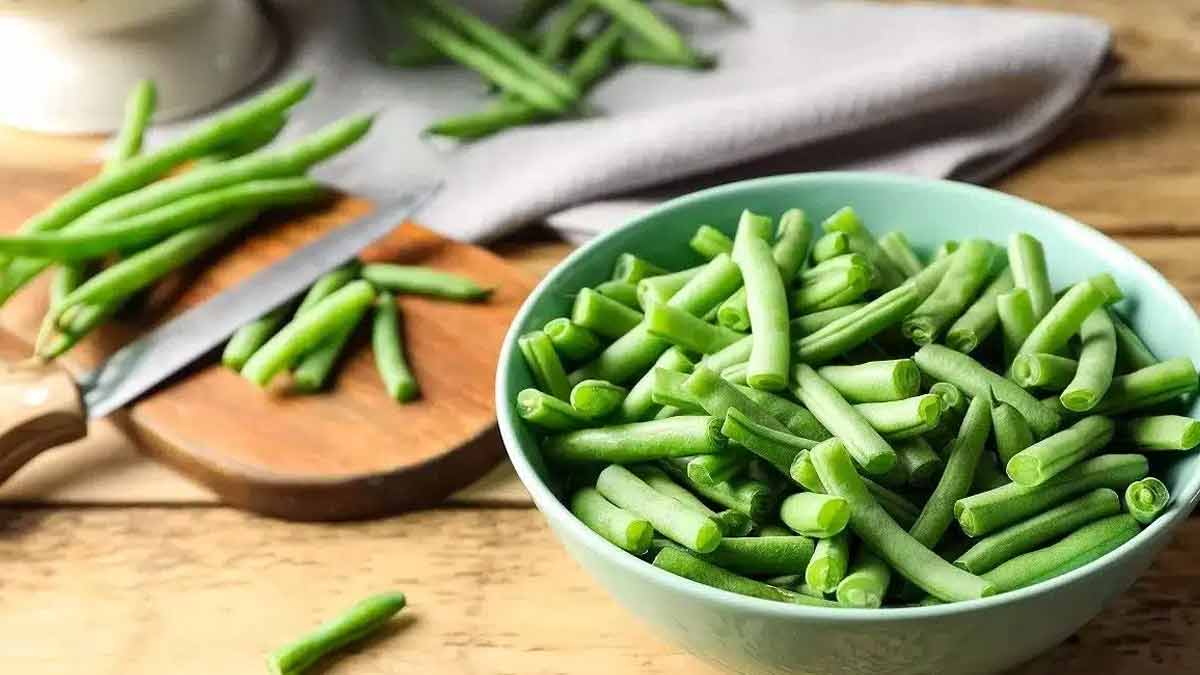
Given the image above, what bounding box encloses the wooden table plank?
[1,505,1196,675]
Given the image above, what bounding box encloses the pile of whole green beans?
[372,0,729,140]
[516,207,1198,607]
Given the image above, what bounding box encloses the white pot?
[0,0,279,133]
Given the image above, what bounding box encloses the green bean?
[620,34,715,68]
[544,415,725,463]
[909,396,991,549]
[877,231,924,277]
[539,0,592,62]
[809,437,995,601]
[1007,233,1053,320]
[874,455,911,490]
[266,591,406,675]
[293,320,358,393]
[1119,415,1200,451]
[933,241,959,261]
[793,282,921,366]
[660,458,776,521]
[645,302,744,354]
[568,379,626,418]
[721,362,747,385]
[1006,416,1114,487]
[787,451,922,527]
[571,288,643,338]
[731,211,791,390]
[790,305,863,337]
[836,549,892,608]
[612,253,667,284]
[799,253,872,284]
[571,486,653,553]
[895,437,943,488]
[817,359,920,403]
[1058,308,1117,412]
[37,299,128,359]
[653,547,839,607]
[598,464,722,552]
[633,465,752,536]
[690,224,733,260]
[636,266,703,309]
[1110,310,1158,373]
[1011,353,1079,390]
[820,207,906,290]
[997,288,1036,365]
[810,231,850,263]
[587,0,699,64]
[781,492,850,539]
[955,453,1149,537]
[651,368,703,412]
[1089,357,1199,416]
[544,318,602,362]
[855,395,943,440]
[572,255,741,385]
[517,388,589,430]
[772,209,812,279]
[946,266,1014,354]
[224,305,293,371]
[202,114,288,162]
[360,263,490,301]
[241,281,376,386]
[930,381,967,415]
[653,405,682,420]
[519,330,573,400]
[792,363,897,475]
[594,279,640,309]
[691,536,816,576]
[992,403,1034,464]
[1012,275,1121,367]
[791,266,871,314]
[972,451,1010,493]
[296,264,361,314]
[902,239,996,346]
[735,386,831,440]
[108,80,156,169]
[703,334,753,374]
[1125,477,1170,524]
[981,514,1140,593]
[955,488,1121,574]
[912,344,1061,438]
[802,530,850,593]
[617,347,694,422]
[720,408,814,474]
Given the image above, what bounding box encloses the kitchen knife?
[0,184,439,484]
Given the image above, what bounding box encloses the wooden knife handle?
[0,359,86,484]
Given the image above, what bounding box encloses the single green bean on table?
[1088,357,1199,416]
[633,465,752,537]
[792,363,897,475]
[1125,477,1170,524]
[955,454,1149,537]
[597,464,722,552]
[519,330,573,400]
[992,402,1035,464]
[544,415,724,464]
[997,288,1036,365]
[781,492,851,539]
[1008,233,1054,320]
[809,438,995,602]
[1011,353,1079,390]
[544,318,602,362]
[660,458,776,521]
[820,207,906,290]
[895,437,943,488]
[816,359,920,403]
[836,549,892,608]
[241,281,376,386]
[571,287,643,338]
[1110,309,1158,372]
[645,302,744,354]
[571,487,653,553]
[902,239,995,346]
[570,379,627,418]
[617,347,693,422]
[267,591,406,675]
[909,395,991,550]
[946,266,1014,354]
[1012,275,1121,367]
[805,530,851,593]
[877,231,924,277]
[853,395,943,440]
[517,388,589,430]
[980,514,1140,593]
[811,231,850,263]
[653,547,839,607]
[360,263,490,301]
[1060,308,1116,412]
[612,253,667,285]
[720,408,814,474]
[1119,415,1200,451]
[732,210,791,390]
[595,280,640,309]
[690,224,733,260]
[108,80,156,170]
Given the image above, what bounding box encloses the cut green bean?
[297,264,361,315]
[1110,310,1158,373]
[820,207,906,290]
[633,465,752,536]
[721,362,747,385]
[810,438,995,601]
[612,253,667,284]
[781,492,850,539]
[997,288,1036,365]
[909,395,991,549]
[653,547,839,607]
[617,347,694,422]
[544,318,602,362]
[544,415,725,463]
[660,458,776,521]
[685,451,747,486]
[854,395,943,440]
[1006,416,1115,487]
[1118,415,1200,451]
[817,359,920,403]
[571,487,653,553]
[698,536,816,576]
[690,224,733,260]
[877,231,924,278]
[772,209,812,279]
[1090,357,1199,416]
[1125,477,1170,524]
[955,453,1149,537]
[519,330,573,400]
[224,304,293,371]
[792,304,866,337]
[595,280,640,309]
[720,408,814,474]
[293,320,358,393]
[266,592,406,675]
[242,281,376,387]
[735,386,831,440]
[587,0,699,64]
[1013,275,1121,366]
[792,363,897,475]
[787,451,922,528]
[651,368,702,412]
[571,288,643,338]
[804,530,851,594]
[836,549,892,608]
[732,210,791,390]
[1007,233,1054,320]
[793,282,922,366]
[108,80,156,169]
[636,266,703,309]
[811,231,850,263]
[912,344,1060,438]
[360,263,490,301]
[598,464,721,552]
[791,265,871,314]
[902,239,995,346]
[570,379,627,418]
[992,402,1034,464]
[946,266,1014,354]
[955,488,1122,574]
[1011,353,1079,391]
[981,514,1140,592]
[517,388,589,430]
[895,437,943,488]
[683,366,788,432]
[1060,308,1116,412]
[645,302,744,354]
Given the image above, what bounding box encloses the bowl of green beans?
[495,171,1200,674]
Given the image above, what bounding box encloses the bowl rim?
[495,170,1200,620]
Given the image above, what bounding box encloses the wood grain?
[0,505,1196,675]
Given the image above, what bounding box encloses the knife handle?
[0,359,86,484]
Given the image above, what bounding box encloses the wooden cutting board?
[0,165,537,520]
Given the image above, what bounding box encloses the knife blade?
[78,183,440,418]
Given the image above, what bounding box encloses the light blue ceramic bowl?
[495,172,1200,674]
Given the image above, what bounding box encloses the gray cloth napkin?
[166,0,1111,242]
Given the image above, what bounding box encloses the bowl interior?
[498,171,1200,613]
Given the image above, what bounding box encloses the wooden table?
[4,1,1200,672]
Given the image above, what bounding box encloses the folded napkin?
[165,0,1112,242]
